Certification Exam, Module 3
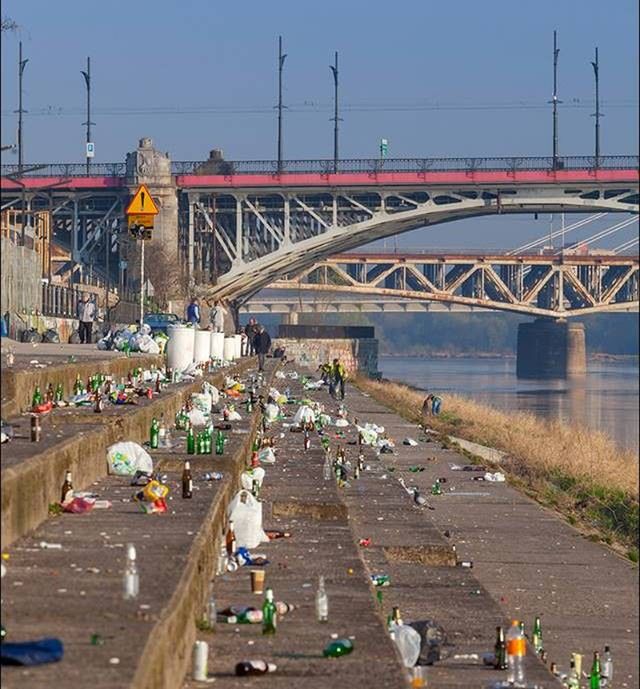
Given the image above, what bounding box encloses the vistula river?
[379,356,639,452]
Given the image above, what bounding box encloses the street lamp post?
[591,47,601,167]
[330,51,339,173]
[81,57,94,174]
[550,30,561,170]
[16,41,29,175]
[276,36,287,173]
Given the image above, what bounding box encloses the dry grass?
[355,374,639,553]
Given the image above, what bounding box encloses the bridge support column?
[516,319,586,379]
[280,312,299,326]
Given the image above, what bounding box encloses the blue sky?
[1,0,638,249]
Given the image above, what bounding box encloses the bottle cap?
[184,460,191,469]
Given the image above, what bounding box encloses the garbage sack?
[293,405,315,426]
[138,335,160,354]
[258,448,276,465]
[240,467,266,491]
[139,323,152,336]
[1,638,64,666]
[113,330,132,351]
[335,418,349,428]
[107,441,153,476]
[191,392,213,414]
[228,410,242,421]
[96,337,111,351]
[264,403,280,423]
[153,332,169,353]
[21,329,40,343]
[392,624,422,668]
[42,329,60,344]
[357,426,378,445]
[226,489,268,549]
[202,381,220,406]
[188,408,208,427]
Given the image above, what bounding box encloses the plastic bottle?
[506,619,526,686]
[323,638,354,658]
[323,452,332,481]
[601,645,613,687]
[262,588,277,635]
[158,415,167,447]
[207,593,217,628]
[235,660,277,676]
[123,543,139,600]
[315,576,329,622]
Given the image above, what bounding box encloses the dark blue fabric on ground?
[0,638,64,665]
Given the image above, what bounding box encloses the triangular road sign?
[126,184,159,216]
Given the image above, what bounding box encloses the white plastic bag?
[393,624,422,667]
[188,408,208,427]
[138,335,160,354]
[335,418,349,428]
[191,392,213,414]
[107,441,153,476]
[227,410,242,421]
[202,381,220,405]
[264,402,280,422]
[240,467,266,491]
[226,490,268,549]
[258,447,276,465]
[293,405,315,425]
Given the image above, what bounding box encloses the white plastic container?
[233,334,243,359]
[192,640,208,681]
[210,332,225,361]
[166,325,195,372]
[223,336,236,362]
[194,330,211,364]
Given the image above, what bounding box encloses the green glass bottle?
[187,427,195,455]
[246,397,253,414]
[262,588,277,635]
[54,383,64,403]
[73,374,83,395]
[205,428,212,455]
[32,385,43,408]
[215,430,225,456]
[149,418,159,449]
[532,616,543,655]
[323,638,354,658]
[252,436,261,453]
[494,626,507,670]
[590,651,601,689]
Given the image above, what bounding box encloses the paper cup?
[251,569,265,594]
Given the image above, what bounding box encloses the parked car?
[143,313,181,335]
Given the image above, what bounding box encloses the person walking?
[422,394,434,424]
[76,293,96,344]
[330,358,347,400]
[245,317,260,355]
[210,300,226,333]
[186,297,201,327]
[253,325,271,372]
[431,394,442,416]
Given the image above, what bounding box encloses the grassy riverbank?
[354,375,639,560]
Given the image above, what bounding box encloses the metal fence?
[41,282,138,323]
[2,155,638,178]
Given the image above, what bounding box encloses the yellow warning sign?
[126,184,159,216]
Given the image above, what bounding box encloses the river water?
[379,356,639,452]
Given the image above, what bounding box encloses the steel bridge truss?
[182,184,638,302]
[269,254,639,318]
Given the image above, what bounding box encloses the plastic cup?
[410,666,425,688]
[251,569,265,594]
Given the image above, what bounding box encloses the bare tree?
[143,242,188,310]
[1,17,18,32]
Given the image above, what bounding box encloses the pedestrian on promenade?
[253,325,271,372]
[209,300,226,333]
[76,293,96,344]
[240,330,249,356]
[422,394,433,424]
[317,362,332,384]
[186,297,201,327]
[245,317,260,356]
[431,394,442,415]
[330,358,347,400]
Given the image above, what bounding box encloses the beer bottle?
[94,391,104,413]
[182,460,193,499]
[46,383,55,403]
[246,397,253,413]
[566,659,580,689]
[205,428,213,455]
[589,651,601,689]
[354,462,360,479]
[186,427,195,454]
[149,417,159,449]
[262,588,277,635]
[31,385,43,409]
[73,374,83,395]
[532,616,543,655]
[226,520,236,557]
[323,639,354,657]
[358,453,365,472]
[155,374,162,394]
[30,415,41,442]
[235,660,277,676]
[54,383,64,403]
[60,471,73,503]
[303,428,310,451]
[494,626,507,670]
[252,478,261,499]
[215,430,225,455]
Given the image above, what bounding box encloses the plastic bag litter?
[403,438,418,446]
[191,392,213,414]
[240,467,265,491]
[107,441,153,476]
[275,371,286,379]
[62,497,95,514]
[137,335,160,354]
[264,403,280,423]
[293,405,315,426]
[153,332,169,353]
[335,418,349,428]
[202,381,220,406]
[226,489,268,549]
[227,410,242,421]
[21,329,40,344]
[96,338,111,351]
[258,447,276,465]
[392,624,422,667]
[42,329,60,344]
[139,323,152,336]
[188,408,208,427]
[268,387,281,401]
[357,426,378,445]
[0,637,64,666]
[484,472,505,482]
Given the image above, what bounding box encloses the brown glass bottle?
[226,520,236,556]
[182,460,193,498]
[61,471,73,503]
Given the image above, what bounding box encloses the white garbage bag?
[107,441,153,476]
[392,624,422,667]
[138,335,160,354]
[191,392,213,414]
[293,405,315,425]
[258,447,276,465]
[188,408,208,427]
[139,323,152,336]
[275,371,286,379]
[226,489,268,549]
[335,418,349,428]
[264,402,280,422]
[227,410,242,421]
[240,467,266,491]
[202,381,220,405]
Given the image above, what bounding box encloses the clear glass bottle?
[315,576,328,622]
[601,645,613,687]
[323,452,332,481]
[123,543,139,600]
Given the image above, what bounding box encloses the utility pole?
[16,41,29,175]
[591,47,601,167]
[550,30,561,170]
[81,57,94,174]
[330,51,339,173]
[276,36,287,173]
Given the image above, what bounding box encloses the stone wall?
[1,238,42,316]
[274,337,379,377]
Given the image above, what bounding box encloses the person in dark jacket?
[253,325,271,372]
[186,297,201,326]
[245,318,260,355]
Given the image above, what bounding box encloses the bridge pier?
[516,319,586,379]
